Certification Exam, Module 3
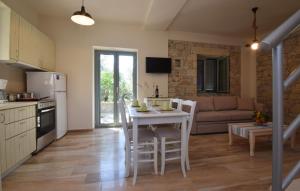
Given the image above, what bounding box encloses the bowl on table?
[131,99,140,107]
[137,103,149,112]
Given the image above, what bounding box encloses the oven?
[36,100,56,152]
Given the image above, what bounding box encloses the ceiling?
[24,0,300,38]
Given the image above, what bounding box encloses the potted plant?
[254,111,270,126]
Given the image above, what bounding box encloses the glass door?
[95,50,137,128]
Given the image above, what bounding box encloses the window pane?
[197,59,205,92]
[218,58,229,92]
[100,54,114,125]
[205,59,217,92]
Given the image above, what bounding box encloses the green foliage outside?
[100,71,132,102]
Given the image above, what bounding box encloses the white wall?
[241,47,257,99]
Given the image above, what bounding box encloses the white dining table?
[128,106,189,185]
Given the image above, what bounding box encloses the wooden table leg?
[249,132,255,157]
[291,133,296,149]
[228,125,233,145]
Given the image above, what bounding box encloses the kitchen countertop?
[0,102,38,110]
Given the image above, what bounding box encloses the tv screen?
[146,57,171,73]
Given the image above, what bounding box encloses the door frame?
[94,49,137,128]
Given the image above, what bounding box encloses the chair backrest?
[170,98,182,110]
[181,100,197,137]
[118,99,130,146]
[121,95,131,122]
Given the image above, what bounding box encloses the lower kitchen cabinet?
[5,129,36,170]
[0,104,36,175]
[0,112,5,174]
[5,136,18,170]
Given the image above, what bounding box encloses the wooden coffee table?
[228,122,296,157]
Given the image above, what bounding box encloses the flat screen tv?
[146,57,172,73]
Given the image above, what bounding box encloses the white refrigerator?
[27,72,68,139]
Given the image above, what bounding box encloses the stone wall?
[168,40,241,99]
[257,29,300,123]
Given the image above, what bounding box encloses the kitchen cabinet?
[9,10,19,61]
[0,105,36,174]
[0,2,55,71]
[19,16,41,67]
[0,111,6,174]
[0,4,19,62]
[39,31,56,71]
[18,16,31,65]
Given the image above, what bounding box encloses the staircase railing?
[261,9,300,191]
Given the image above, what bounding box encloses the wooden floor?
[2,128,300,191]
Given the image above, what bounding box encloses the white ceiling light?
[71,0,95,26]
[251,41,259,50]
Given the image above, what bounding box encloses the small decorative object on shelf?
[155,85,159,98]
[254,111,270,126]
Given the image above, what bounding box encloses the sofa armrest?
[195,101,201,113]
[255,103,264,112]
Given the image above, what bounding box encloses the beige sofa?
[191,96,263,134]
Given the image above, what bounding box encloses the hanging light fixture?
[71,0,95,26]
[250,7,259,50]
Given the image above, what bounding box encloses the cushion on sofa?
[213,96,237,111]
[237,98,254,110]
[195,97,214,112]
[226,110,254,120]
[197,111,231,122]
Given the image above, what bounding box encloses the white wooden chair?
[118,99,158,178]
[121,94,132,124]
[155,99,196,175]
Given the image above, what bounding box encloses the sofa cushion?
[195,97,214,111]
[213,96,237,111]
[197,111,232,122]
[237,98,254,110]
[227,110,254,120]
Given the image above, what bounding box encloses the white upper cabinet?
[19,16,36,66]
[9,10,19,61]
[0,2,55,71]
[38,31,56,71]
[0,3,19,62]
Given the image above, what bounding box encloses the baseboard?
[68,128,94,132]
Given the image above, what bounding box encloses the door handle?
[41,108,55,113]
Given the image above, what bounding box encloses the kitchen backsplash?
[0,64,26,93]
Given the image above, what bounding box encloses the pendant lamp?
[71,0,95,26]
